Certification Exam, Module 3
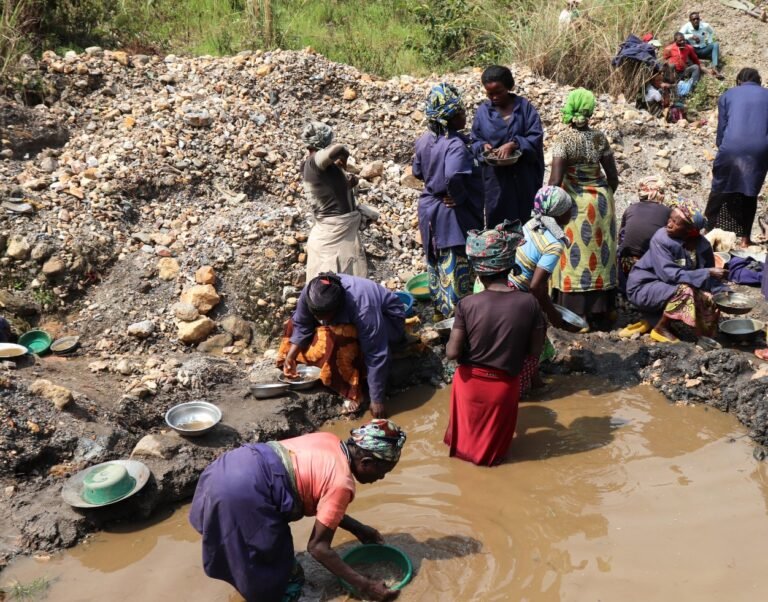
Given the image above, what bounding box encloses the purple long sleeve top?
[290,274,405,403]
[414,131,483,260]
[626,228,727,310]
[470,97,545,226]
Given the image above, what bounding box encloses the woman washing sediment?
[277,272,405,419]
[190,419,406,602]
[471,65,545,227]
[413,83,483,319]
[626,201,728,343]
[549,88,620,330]
[444,221,547,466]
[508,185,574,393]
[301,121,367,279]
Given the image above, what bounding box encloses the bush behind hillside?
[4,0,677,91]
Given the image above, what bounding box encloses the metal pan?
[278,365,321,390]
[719,318,765,344]
[553,304,588,331]
[713,292,756,316]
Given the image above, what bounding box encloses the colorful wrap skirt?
[277,320,365,409]
[428,246,474,319]
[189,444,304,602]
[553,163,617,314]
[663,284,720,336]
[444,364,521,466]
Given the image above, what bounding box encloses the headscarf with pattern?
[673,198,708,238]
[527,185,573,246]
[561,88,596,126]
[349,419,407,463]
[637,176,666,202]
[466,220,525,276]
[425,83,465,136]
[302,121,334,150]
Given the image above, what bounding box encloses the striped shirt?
[509,223,565,291]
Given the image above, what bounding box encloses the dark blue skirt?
[189,443,299,602]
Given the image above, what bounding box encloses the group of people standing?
[415,66,619,326]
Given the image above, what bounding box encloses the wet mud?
[4,379,768,601]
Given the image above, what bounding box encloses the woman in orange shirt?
[190,419,406,602]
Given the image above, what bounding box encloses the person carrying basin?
[444,220,546,466]
[626,200,729,343]
[413,83,483,320]
[300,121,367,280]
[548,88,619,331]
[278,272,405,418]
[471,65,545,227]
[190,419,406,602]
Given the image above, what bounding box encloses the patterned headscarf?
[349,419,407,463]
[306,272,345,315]
[637,176,666,202]
[466,220,524,275]
[673,198,708,238]
[425,83,465,136]
[527,186,573,246]
[302,121,334,149]
[561,88,596,126]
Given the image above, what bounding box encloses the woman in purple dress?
[705,68,768,248]
[471,65,545,227]
[626,201,728,343]
[413,83,483,319]
[190,420,406,602]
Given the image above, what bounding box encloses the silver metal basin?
[165,400,222,437]
[251,383,291,399]
[278,365,322,390]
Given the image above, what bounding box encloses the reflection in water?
[3,380,768,602]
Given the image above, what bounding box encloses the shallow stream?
[3,378,768,601]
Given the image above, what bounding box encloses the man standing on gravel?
[680,11,723,76]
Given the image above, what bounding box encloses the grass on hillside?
[3,0,687,97]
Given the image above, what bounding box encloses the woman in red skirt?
[444,220,546,466]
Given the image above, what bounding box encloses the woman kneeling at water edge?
[626,201,728,343]
[278,272,405,418]
[190,420,406,602]
[444,221,546,466]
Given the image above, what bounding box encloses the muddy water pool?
[3,378,768,601]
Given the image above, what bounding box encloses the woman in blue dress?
[471,65,545,227]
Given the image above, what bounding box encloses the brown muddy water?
[4,378,768,601]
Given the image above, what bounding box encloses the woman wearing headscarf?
[705,68,768,248]
[413,83,483,319]
[444,221,546,466]
[278,273,405,418]
[617,177,672,337]
[549,88,620,329]
[509,185,573,393]
[301,121,367,279]
[190,419,406,602]
[626,200,729,343]
[471,65,545,227]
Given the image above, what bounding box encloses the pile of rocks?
[1,47,722,350]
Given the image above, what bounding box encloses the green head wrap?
[561,88,596,125]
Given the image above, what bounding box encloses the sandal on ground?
[619,320,651,338]
[755,349,768,361]
[650,329,679,344]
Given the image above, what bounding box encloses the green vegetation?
[1,577,51,601]
[3,1,680,90]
